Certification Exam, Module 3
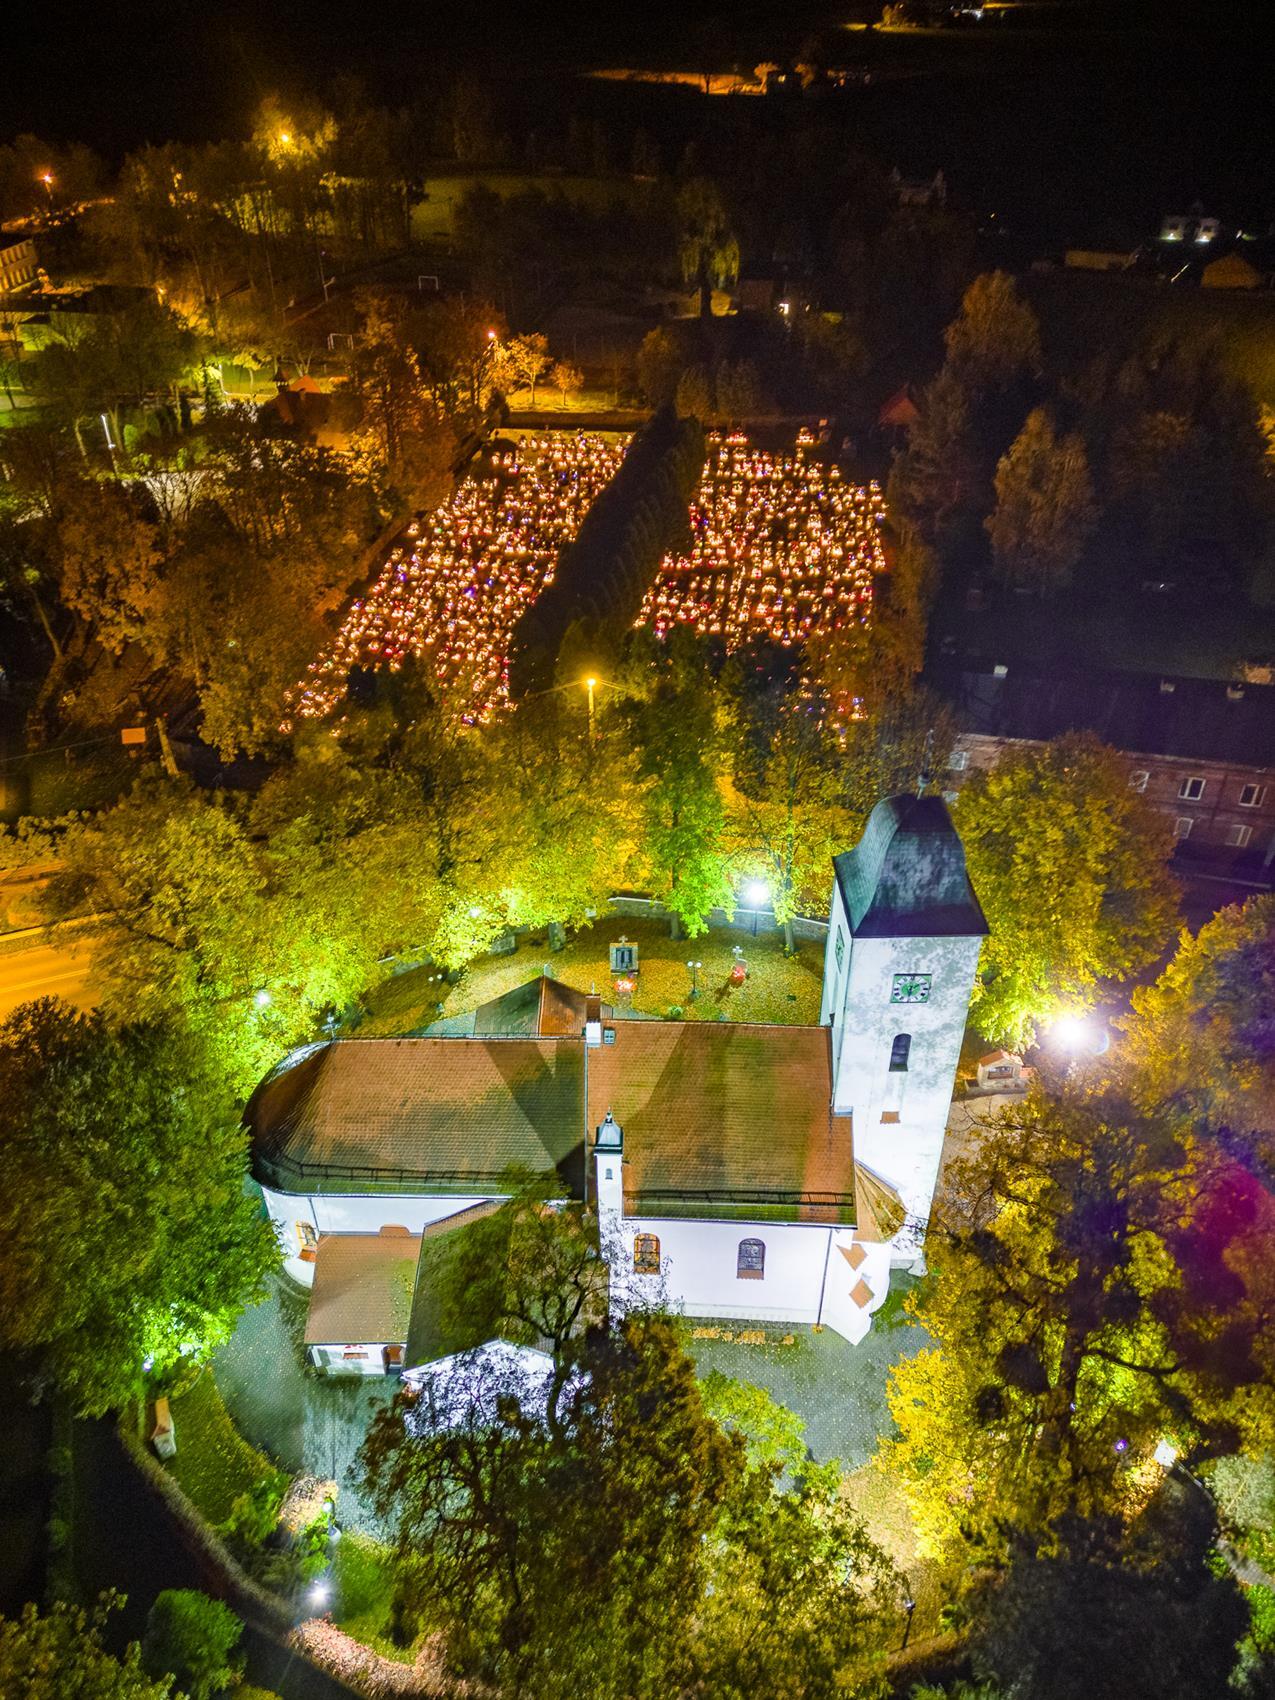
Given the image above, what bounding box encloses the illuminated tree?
[360,1200,896,1699]
[882,1083,1275,1565]
[953,733,1178,1049]
[943,271,1041,393]
[1119,895,1275,1127]
[0,999,278,1413]
[0,1597,173,1700]
[495,332,551,406]
[550,358,583,408]
[624,629,732,938]
[676,178,739,319]
[723,661,847,952]
[141,1591,243,1700]
[986,407,1098,596]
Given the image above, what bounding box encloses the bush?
[665,1004,685,1020]
[141,1589,243,1700]
[221,1472,288,1551]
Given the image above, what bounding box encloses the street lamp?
[585,675,597,739]
[38,171,54,208]
[746,879,768,937]
[686,960,702,1000]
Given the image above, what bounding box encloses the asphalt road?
[0,937,96,1020]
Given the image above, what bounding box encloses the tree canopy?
[0,998,278,1411]
[883,1082,1275,1565]
[0,1597,172,1700]
[954,733,1179,1048]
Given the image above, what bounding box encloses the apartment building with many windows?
[937,665,1275,878]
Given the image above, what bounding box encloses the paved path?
[0,935,96,1019]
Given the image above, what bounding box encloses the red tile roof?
[248,1037,585,1195]
[586,1022,856,1223]
[304,1228,420,1345]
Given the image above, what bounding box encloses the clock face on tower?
[891,972,932,1004]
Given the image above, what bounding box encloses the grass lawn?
[361,912,826,1036]
[331,1531,420,1663]
[164,1370,283,1527]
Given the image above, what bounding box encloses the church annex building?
[245,794,987,1376]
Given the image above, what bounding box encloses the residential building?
[0,236,38,295]
[246,794,987,1375]
[939,665,1275,876]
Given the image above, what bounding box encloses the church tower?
[820,795,987,1257]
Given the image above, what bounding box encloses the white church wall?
[258,1184,497,1287]
[819,1232,894,1345]
[833,931,982,1241]
[615,1214,837,1326]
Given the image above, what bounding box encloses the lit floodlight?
[278,131,291,145]
[254,989,272,1009]
[746,880,769,908]
[1049,1012,1091,1052]
[309,1581,329,1605]
[585,676,597,690]
[1154,1439,1179,1469]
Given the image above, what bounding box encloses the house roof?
[246,1036,586,1196]
[945,666,1275,766]
[406,1203,513,1368]
[304,1228,420,1346]
[833,794,988,940]
[471,975,610,1038]
[586,1021,857,1224]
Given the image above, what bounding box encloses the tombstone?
[491,929,518,956]
[547,921,566,953]
[609,935,638,975]
[151,1396,177,1459]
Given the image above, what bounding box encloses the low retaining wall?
[606,893,830,942]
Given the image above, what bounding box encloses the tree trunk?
[699,254,713,320]
[783,917,795,956]
[670,911,682,941]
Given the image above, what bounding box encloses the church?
[245,793,987,1376]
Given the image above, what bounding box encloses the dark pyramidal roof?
[834,794,988,940]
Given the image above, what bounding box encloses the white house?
[246,792,987,1373]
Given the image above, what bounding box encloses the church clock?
[890,972,932,1004]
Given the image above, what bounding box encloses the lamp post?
[585,675,596,741]
[39,171,54,209]
[746,879,768,937]
[900,1597,916,1652]
[686,960,702,1000]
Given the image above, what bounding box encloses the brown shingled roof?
[247,1037,586,1196]
[585,1023,855,1224]
[304,1228,420,1345]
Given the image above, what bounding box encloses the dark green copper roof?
[833,794,988,940]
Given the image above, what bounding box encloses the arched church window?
[737,1238,765,1279]
[634,1233,660,1274]
[889,1033,911,1072]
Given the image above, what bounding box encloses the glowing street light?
[309,1580,329,1606]
[745,879,769,936]
[585,674,597,738]
[1048,1010,1108,1057]
[254,989,272,1009]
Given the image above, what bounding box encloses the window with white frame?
[1173,817,1193,839]
[949,750,969,771]
[1226,823,1252,848]
[1178,776,1206,801]
[1239,784,1266,808]
[1128,770,1149,792]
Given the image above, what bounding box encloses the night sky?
[12,2,1271,243]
